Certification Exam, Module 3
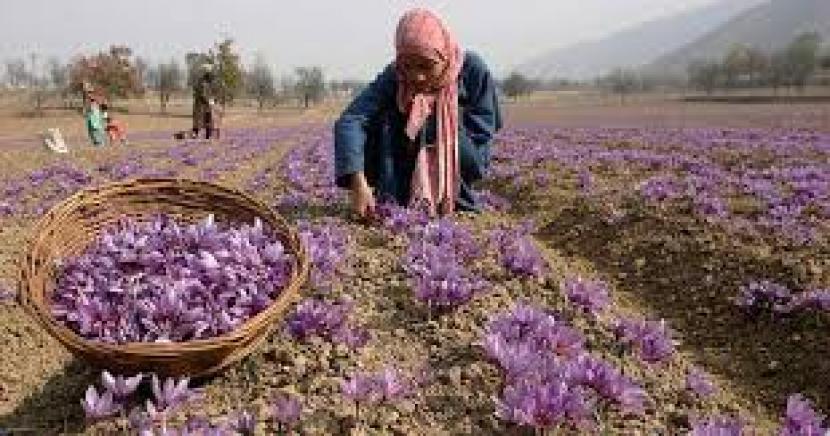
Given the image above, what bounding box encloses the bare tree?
[277,74,297,105]
[47,57,70,107]
[745,47,769,86]
[601,68,640,105]
[246,55,276,111]
[47,57,68,90]
[722,44,753,89]
[294,66,325,108]
[155,59,184,114]
[501,72,536,101]
[4,58,28,87]
[135,56,149,92]
[688,60,722,95]
[28,53,48,114]
[765,52,790,95]
[785,32,823,92]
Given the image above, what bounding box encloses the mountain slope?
[648,0,830,76]
[517,0,762,79]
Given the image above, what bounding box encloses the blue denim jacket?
[333,51,503,207]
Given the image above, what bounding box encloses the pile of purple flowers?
[483,304,647,431]
[297,219,351,291]
[51,215,295,344]
[735,280,830,316]
[561,276,611,315]
[403,220,488,311]
[489,223,548,279]
[286,297,370,349]
[613,317,676,364]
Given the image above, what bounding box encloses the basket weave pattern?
[17,178,309,377]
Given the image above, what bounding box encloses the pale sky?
[0,0,723,79]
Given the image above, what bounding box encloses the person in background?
[100,103,129,146]
[192,66,219,139]
[334,8,502,219]
[207,98,222,140]
[85,96,106,147]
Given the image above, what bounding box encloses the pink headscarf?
[395,8,463,216]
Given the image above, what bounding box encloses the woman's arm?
[459,52,503,178]
[333,64,396,189]
[462,52,502,144]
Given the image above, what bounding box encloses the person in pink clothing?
[334,8,502,218]
[100,103,129,146]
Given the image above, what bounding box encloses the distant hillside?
[647,0,830,76]
[517,0,762,80]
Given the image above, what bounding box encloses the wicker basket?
[17,178,309,378]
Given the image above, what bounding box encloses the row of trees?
[501,69,655,104]
[2,40,367,114]
[500,73,587,100]
[688,32,830,94]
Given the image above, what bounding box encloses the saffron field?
[0,103,829,434]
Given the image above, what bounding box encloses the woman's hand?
[350,172,376,219]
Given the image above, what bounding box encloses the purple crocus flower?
[331,325,371,349]
[686,367,716,398]
[81,386,120,421]
[614,317,675,363]
[341,373,379,405]
[270,393,302,429]
[735,281,792,314]
[490,226,548,279]
[496,379,592,430]
[150,374,194,413]
[0,284,14,303]
[375,201,430,234]
[785,289,830,313]
[101,371,143,400]
[230,409,257,436]
[779,394,827,436]
[128,407,154,436]
[297,219,351,290]
[286,297,369,348]
[342,366,424,408]
[561,277,611,314]
[377,366,414,401]
[578,169,593,194]
[690,416,746,436]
